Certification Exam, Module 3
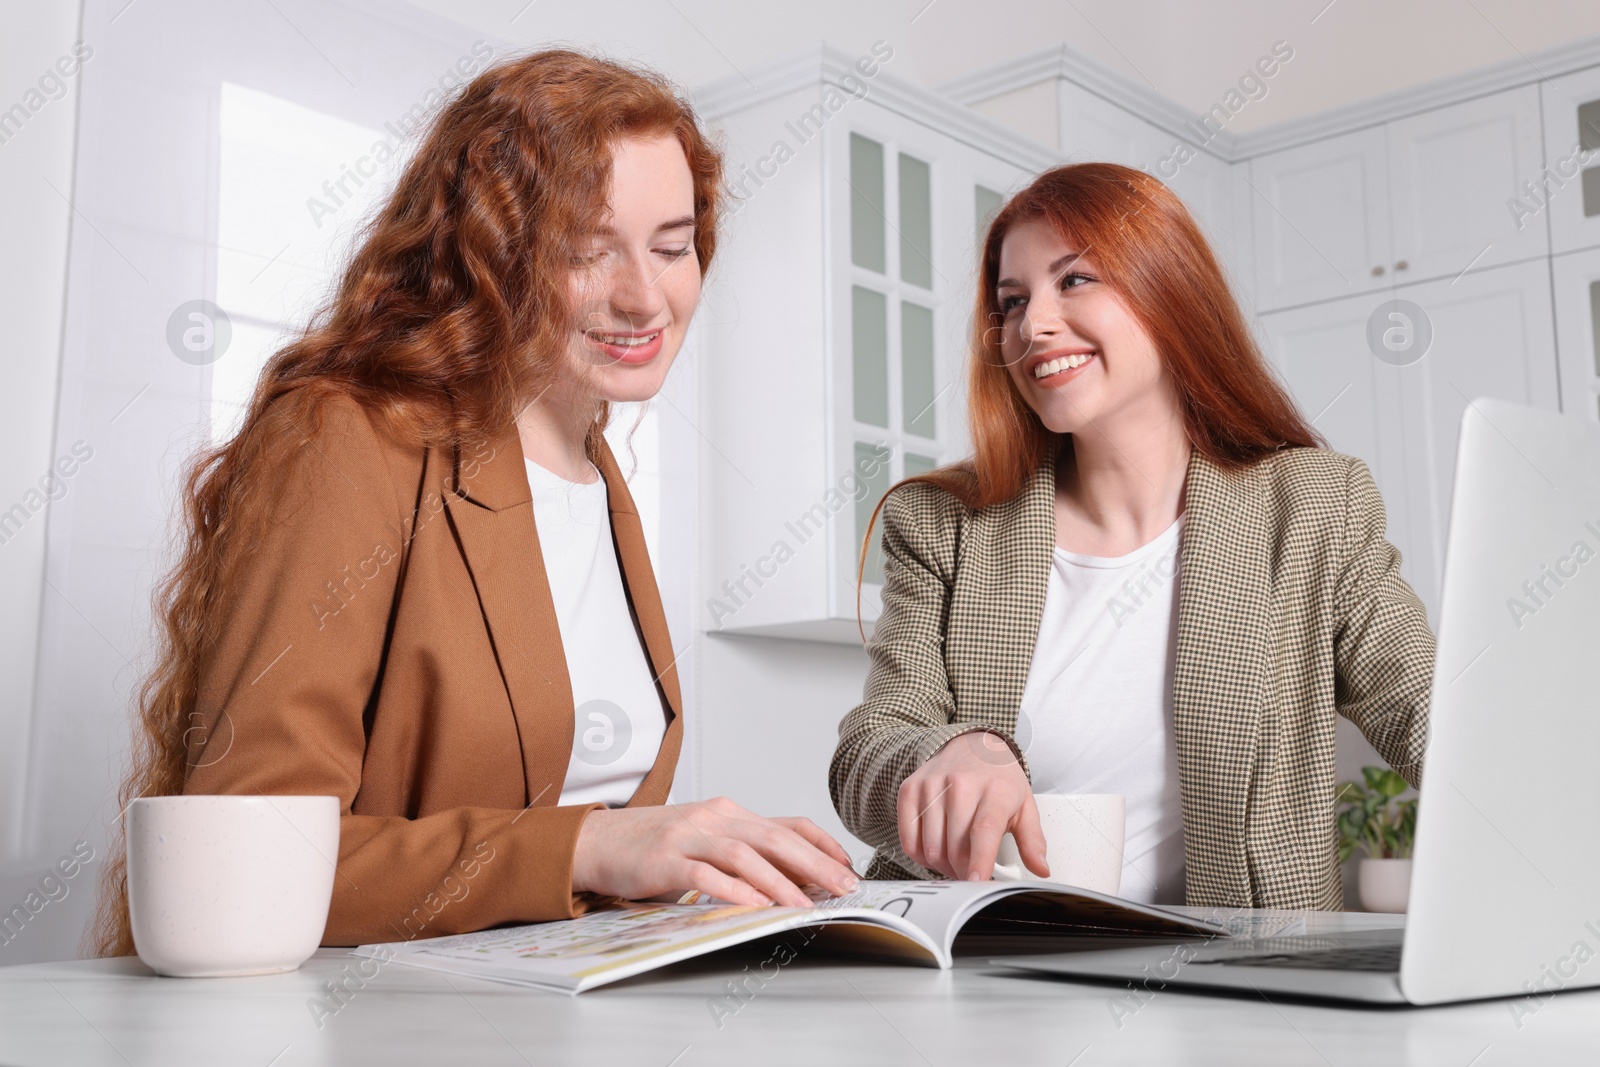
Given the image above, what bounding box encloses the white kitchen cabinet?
[830,112,1002,593]
[1054,81,1247,318]
[1248,126,1391,312]
[1057,79,1169,171]
[1257,293,1417,606]
[1385,85,1548,283]
[1228,158,1257,314]
[693,78,832,641]
[1540,65,1600,256]
[1389,260,1560,614]
[695,53,1047,642]
[1552,246,1600,421]
[1258,260,1557,622]
[1250,86,1550,314]
[1167,146,1247,303]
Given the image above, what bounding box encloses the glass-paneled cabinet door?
[1542,67,1600,256]
[1553,245,1600,422]
[835,121,946,591]
[975,184,1005,252]
[828,106,1030,610]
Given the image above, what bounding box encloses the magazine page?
[353,881,1230,994]
[942,881,1233,944]
[803,879,1018,952]
[352,896,939,994]
[808,880,1230,953]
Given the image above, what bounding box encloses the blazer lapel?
[949,445,1057,735]
[443,427,576,808]
[592,437,683,809]
[440,427,684,812]
[1173,449,1271,905]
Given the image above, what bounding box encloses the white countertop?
[3,911,1596,1066]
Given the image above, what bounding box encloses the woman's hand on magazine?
[572,798,859,908]
[897,730,1049,882]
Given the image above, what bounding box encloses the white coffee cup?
[993,793,1126,895]
[126,795,339,977]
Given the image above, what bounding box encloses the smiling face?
[995,216,1174,437]
[563,132,701,404]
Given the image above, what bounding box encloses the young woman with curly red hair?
[95,50,857,955]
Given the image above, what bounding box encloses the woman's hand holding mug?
[896,730,1050,882]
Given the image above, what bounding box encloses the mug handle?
[991,861,1026,881]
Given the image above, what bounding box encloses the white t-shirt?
[525,458,667,809]
[1016,515,1186,905]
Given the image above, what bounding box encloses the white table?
[3,911,1597,1066]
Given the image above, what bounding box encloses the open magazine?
[352,880,1233,995]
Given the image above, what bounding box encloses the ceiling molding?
[937,34,1600,162]
[693,43,1063,174]
[938,43,1241,160]
[1232,34,1600,156]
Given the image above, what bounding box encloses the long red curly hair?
[93,49,725,956]
[858,162,1322,607]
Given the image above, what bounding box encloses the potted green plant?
[1336,767,1419,913]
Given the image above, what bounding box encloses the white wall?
[3,0,532,966]
[0,0,86,959]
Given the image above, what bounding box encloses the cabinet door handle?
[1371,265,1386,276]
[1394,260,1409,271]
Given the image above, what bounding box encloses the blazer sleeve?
[182,394,603,946]
[1331,456,1434,788]
[829,484,1025,859]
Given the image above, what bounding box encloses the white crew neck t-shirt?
[525,457,666,808]
[1016,515,1186,905]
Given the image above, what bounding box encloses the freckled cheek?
[667,276,702,332]
[566,286,606,335]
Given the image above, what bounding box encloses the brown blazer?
[183,391,682,946]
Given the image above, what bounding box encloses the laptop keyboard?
[1208,942,1402,973]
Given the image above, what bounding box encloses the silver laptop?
[992,399,1600,1005]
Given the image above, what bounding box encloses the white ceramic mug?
[126,795,339,977]
[993,793,1126,895]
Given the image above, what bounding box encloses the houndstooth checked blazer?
[829,442,1434,910]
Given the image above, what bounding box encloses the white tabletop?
[3,911,1596,1066]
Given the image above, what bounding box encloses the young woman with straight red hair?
[94,50,859,956]
[830,163,1432,910]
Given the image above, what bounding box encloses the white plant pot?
[1358,857,1413,913]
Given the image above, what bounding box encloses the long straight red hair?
[857,162,1322,612]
